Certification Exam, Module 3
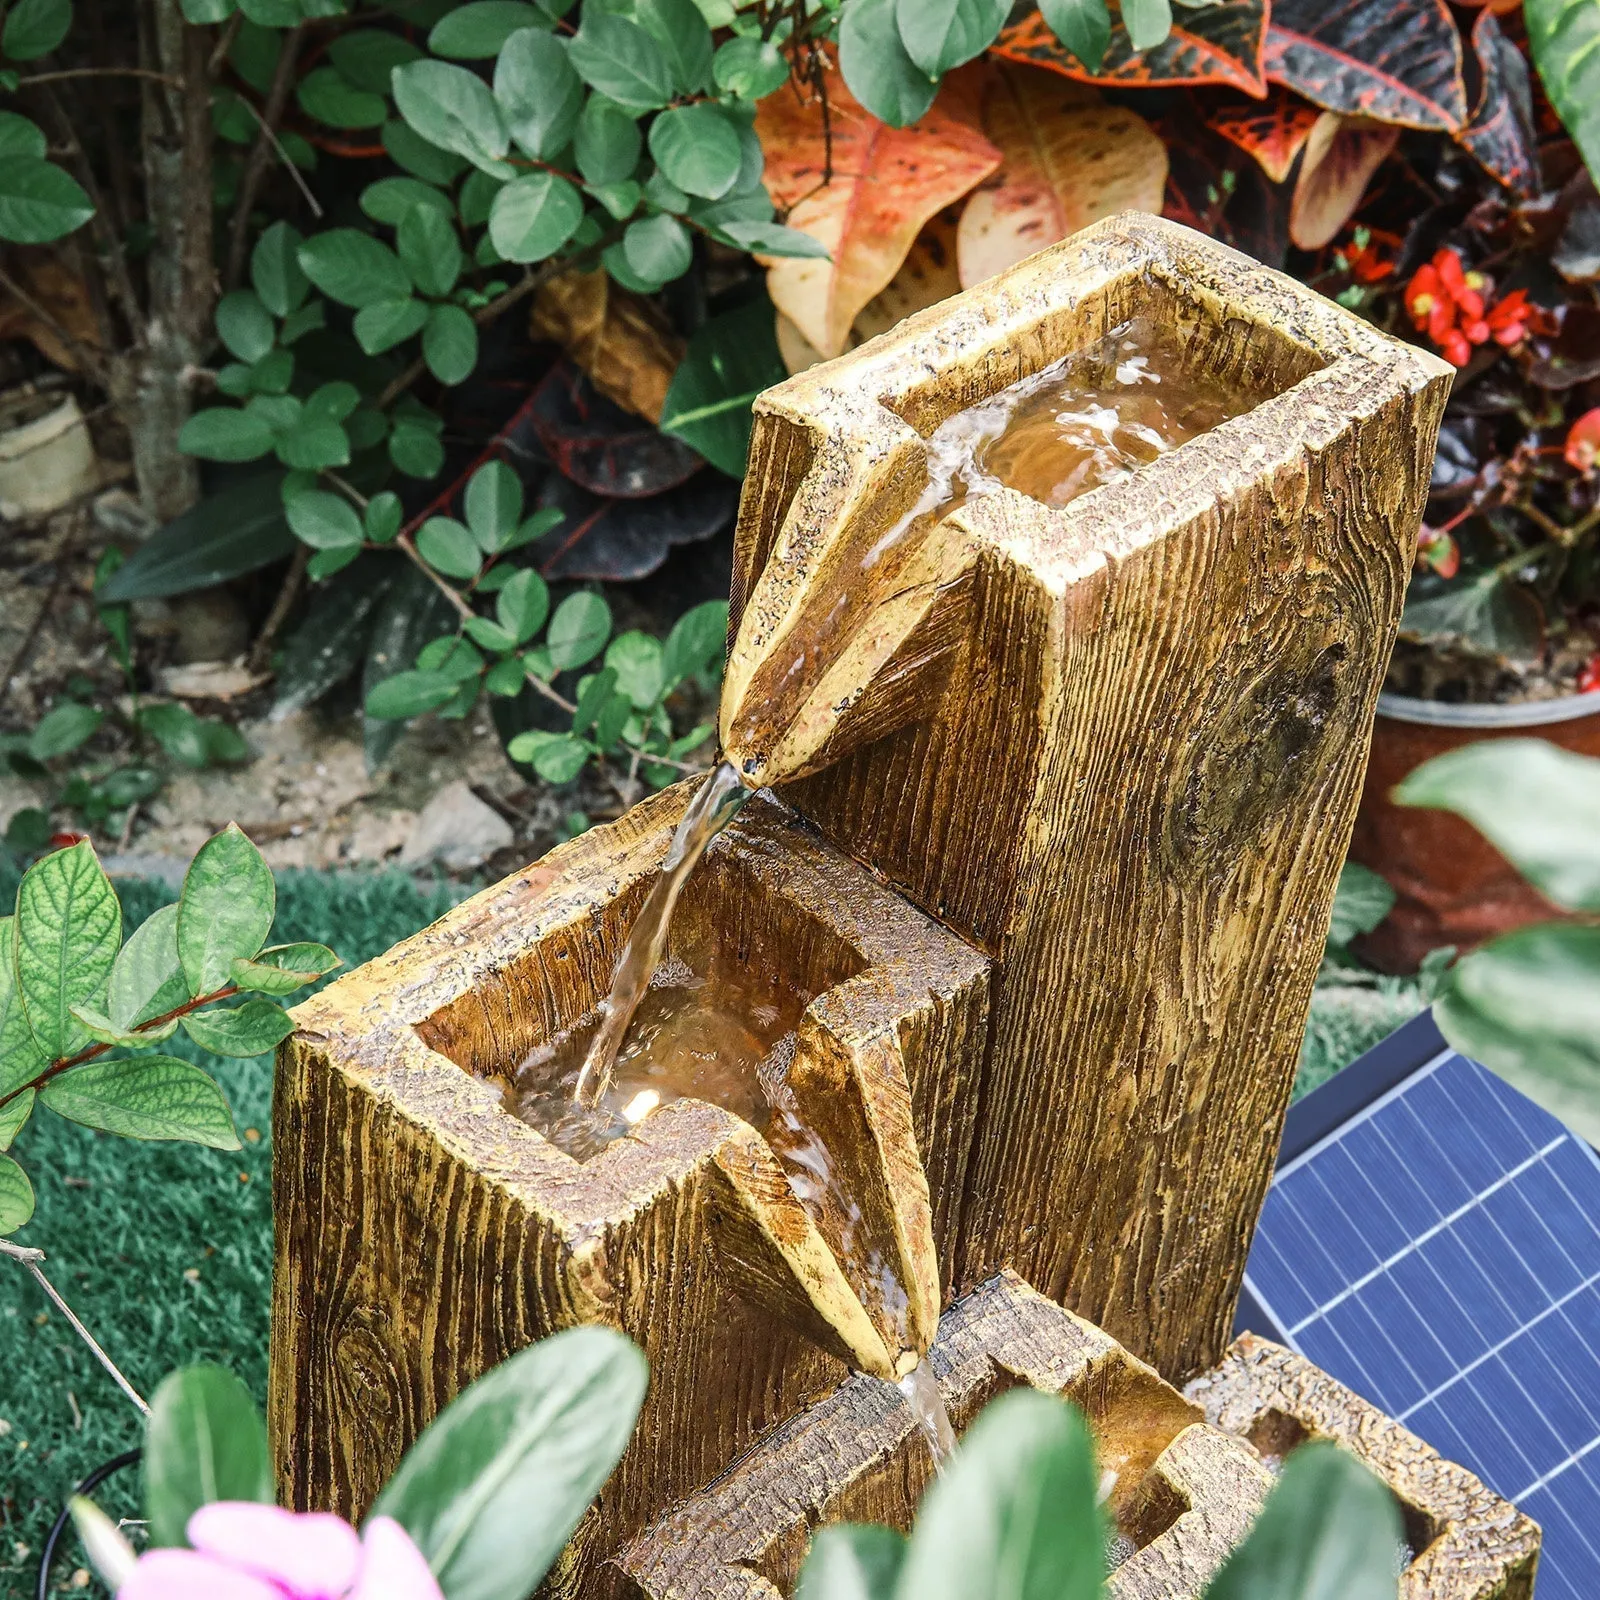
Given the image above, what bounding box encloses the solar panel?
[1240,1013,1600,1600]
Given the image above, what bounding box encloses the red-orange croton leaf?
[1207,89,1322,183]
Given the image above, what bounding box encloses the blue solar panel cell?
[1242,1041,1600,1598]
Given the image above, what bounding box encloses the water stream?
[898,1355,956,1472]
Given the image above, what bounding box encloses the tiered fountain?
[268,217,1538,1599]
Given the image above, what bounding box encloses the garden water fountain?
[269,217,1538,1598]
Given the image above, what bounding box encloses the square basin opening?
[414,831,870,1164]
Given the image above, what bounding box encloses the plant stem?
[249,543,310,673]
[1,1240,150,1416]
[225,23,309,291]
[19,67,182,85]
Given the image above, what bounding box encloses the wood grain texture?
[269,784,990,1597]
[620,1271,1272,1600]
[1188,1335,1540,1598]
[723,214,1453,1380]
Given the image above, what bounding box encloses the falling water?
[573,761,750,1109]
[897,1355,956,1474]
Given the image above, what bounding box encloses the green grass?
[0,861,1427,1598]
[0,867,466,1599]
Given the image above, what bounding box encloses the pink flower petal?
[187,1502,362,1599]
[350,1518,444,1600]
[119,1548,282,1600]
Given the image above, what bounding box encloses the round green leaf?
[508,730,590,783]
[41,1056,239,1148]
[354,296,430,356]
[622,212,691,284]
[144,1366,273,1549]
[182,998,294,1058]
[663,599,729,685]
[605,631,664,709]
[284,489,364,551]
[297,228,411,309]
[895,0,1009,78]
[383,117,472,185]
[0,1153,34,1235]
[297,65,388,129]
[633,0,714,95]
[423,302,479,384]
[0,111,47,160]
[495,27,583,159]
[392,59,512,176]
[107,903,186,1032]
[391,414,447,478]
[328,28,422,93]
[648,103,741,200]
[365,668,462,720]
[417,515,482,579]
[713,36,788,100]
[3,0,73,62]
[1120,0,1173,52]
[489,171,583,262]
[252,221,310,317]
[27,701,102,761]
[365,492,403,544]
[15,840,121,1062]
[430,2,549,58]
[179,407,274,463]
[0,158,93,243]
[1038,0,1111,72]
[0,1089,33,1151]
[839,0,937,129]
[796,1525,905,1600]
[465,460,523,552]
[215,289,276,364]
[231,942,339,996]
[575,95,642,186]
[496,568,549,643]
[568,12,674,112]
[547,591,612,670]
[0,919,49,1100]
[372,1327,646,1600]
[360,176,452,227]
[398,203,464,296]
[178,824,275,997]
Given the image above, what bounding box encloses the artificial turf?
[0,862,1426,1599]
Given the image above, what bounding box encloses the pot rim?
[1377,688,1600,729]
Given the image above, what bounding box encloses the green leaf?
[372,1326,646,1600]
[231,942,339,996]
[465,461,523,552]
[485,657,526,696]
[366,492,402,544]
[713,36,788,100]
[0,1152,34,1234]
[366,668,461,720]
[181,0,236,18]
[297,65,388,129]
[573,667,618,734]
[839,0,937,129]
[623,212,691,285]
[648,103,741,200]
[634,0,713,93]
[0,111,46,160]
[495,27,582,159]
[575,95,643,186]
[797,1525,906,1600]
[392,59,513,176]
[497,568,549,643]
[15,840,120,1062]
[66,1004,177,1047]
[547,591,612,670]
[1202,1440,1402,1600]
[361,176,452,227]
[329,27,421,93]
[107,902,187,1031]
[384,116,472,185]
[424,302,479,384]
[418,515,482,578]
[391,412,447,478]
[1434,922,1600,1149]
[1395,740,1600,913]
[0,158,93,242]
[430,1,548,57]
[604,632,664,710]
[137,702,226,769]
[178,824,275,996]
[507,729,589,782]
[1516,0,1593,185]
[182,998,293,1057]
[179,407,274,463]
[660,299,785,476]
[251,221,308,316]
[27,701,102,761]
[398,203,463,297]
[1038,0,1111,72]
[710,219,829,258]
[894,1389,1102,1600]
[489,171,584,262]
[285,488,364,551]
[1325,861,1395,948]
[461,617,513,654]
[1120,0,1173,51]
[568,12,674,112]
[895,0,1009,77]
[41,1055,240,1148]
[355,296,430,355]
[662,599,728,686]
[0,1089,34,1152]
[2,0,73,62]
[143,1365,273,1548]
[0,920,48,1099]
[298,228,413,308]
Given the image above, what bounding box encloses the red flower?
[1580,652,1600,695]
[1404,249,1540,367]
[1566,408,1600,474]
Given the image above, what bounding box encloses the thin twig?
[0,1241,150,1417]
[18,67,181,86]
[225,23,310,291]
[248,542,309,672]
[206,12,244,80]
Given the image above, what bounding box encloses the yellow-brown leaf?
[955,63,1167,290]
[755,60,1000,359]
[1288,113,1400,252]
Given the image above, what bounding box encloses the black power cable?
[35,1448,141,1600]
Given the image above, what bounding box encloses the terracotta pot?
[1349,688,1600,972]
